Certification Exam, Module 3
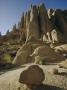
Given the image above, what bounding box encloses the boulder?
[12,43,32,65]
[31,45,65,63]
[19,65,45,85]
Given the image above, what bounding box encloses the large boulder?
[12,38,46,65]
[31,45,65,63]
[12,43,32,65]
[19,65,45,85]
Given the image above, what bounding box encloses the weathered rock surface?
[12,40,45,65]
[19,65,45,85]
[0,2,67,90]
[26,5,40,41]
[12,43,32,65]
[55,10,67,34]
[38,4,48,35]
[31,45,65,63]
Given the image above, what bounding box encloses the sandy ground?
[0,64,67,90]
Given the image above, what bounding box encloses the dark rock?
[19,65,45,85]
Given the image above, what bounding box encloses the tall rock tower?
[26,5,40,41]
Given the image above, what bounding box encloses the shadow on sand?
[31,84,65,90]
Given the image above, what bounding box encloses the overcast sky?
[0,0,67,35]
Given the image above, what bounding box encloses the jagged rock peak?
[30,5,38,22]
[38,3,48,35]
[26,4,40,41]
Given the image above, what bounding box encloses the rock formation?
[38,4,48,36]
[31,45,65,63]
[1,3,67,44]
[55,10,67,34]
[0,3,67,90]
[19,65,45,85]
[26,5,40,41]
[0,3,67,65]
[12,43,32,65]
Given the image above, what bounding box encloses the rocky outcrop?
[26,5,40,41]
[0,3,67,65]
[47,9,67,44]
[0,3,67,45]
[0,3,67,90]
[55,10,67,34]
[39,4,53,38]
[12,40,45,65]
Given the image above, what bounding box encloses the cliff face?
[18,3,67,44]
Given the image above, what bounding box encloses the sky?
[0,0,67,35]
